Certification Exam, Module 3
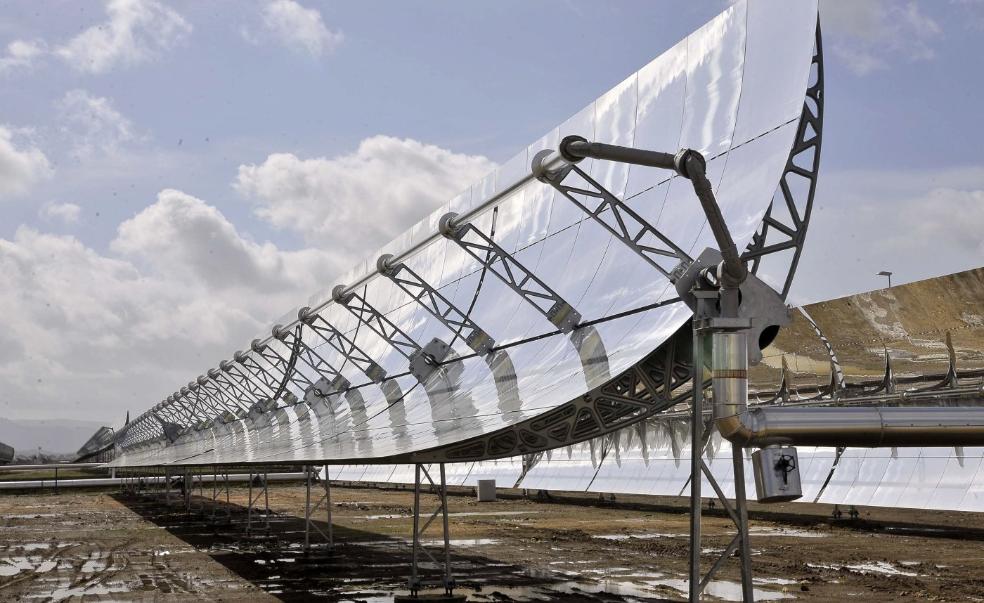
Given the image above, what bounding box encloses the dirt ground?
[1,481,983,602]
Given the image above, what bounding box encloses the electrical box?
[752,446,802,503]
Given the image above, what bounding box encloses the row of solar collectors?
[328,440,984,513]
[113,0,818,467]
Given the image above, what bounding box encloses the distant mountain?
[0,417,110,456]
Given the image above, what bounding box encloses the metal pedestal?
[688,316,754,602]
[405,463,456,599]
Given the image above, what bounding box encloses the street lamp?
[877,270,893,288]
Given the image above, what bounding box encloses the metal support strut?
[245,471,270,536]
[406,463,455,599]
[304,465,333,551]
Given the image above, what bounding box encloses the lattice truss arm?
[216,361,268,404]
[379,256,495,356]
[196,376,244,415]
[300,309,387,383]
[270,324,349,396]
[207,368,256,411]
[439,214,581,333]
[236,347,288,398]
[742,23,823,299]
[192,375,241,416]
[539,166,692,281]
[332,286,422,360]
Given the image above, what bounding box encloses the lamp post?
[877,270,893,288]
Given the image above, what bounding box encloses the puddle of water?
[80,559,107,574]
[749,527,827,539]
[594,532,683,541]
[807,561,918,577]
[644,577,794,601]
[359,510,534,520]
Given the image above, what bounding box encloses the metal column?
[304,465,333,551]
[407,463,455,598]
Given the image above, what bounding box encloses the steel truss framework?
[115,24,824,477]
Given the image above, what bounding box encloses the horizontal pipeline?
[717,406,984,448]
[0,471,308,491]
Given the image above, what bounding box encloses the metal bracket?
[439,213,581,333]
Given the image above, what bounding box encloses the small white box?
[476,479,497,502]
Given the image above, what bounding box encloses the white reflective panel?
[734,0,818,145]
[895,448,950,510]
[929,448,982,510]
[465,458,524,489]
[960,451,984,512]
[815,448,862,505]
[796,447,837,502]
[867,449,920,509]
[625,39,687,199]
[678,1,746,159]
[519,442,599,492]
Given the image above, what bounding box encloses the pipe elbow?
[715,413,755,447]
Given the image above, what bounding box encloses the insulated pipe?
[716,406,984,448]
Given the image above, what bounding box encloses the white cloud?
[822,0,941,75]
[234,135,496,271]
[39,202,82,224]
[0,126,52,200]
[57,90,136,159]
[112,188,335,291]
[254,0,343,57]
[0,39,46,75]
[55,0,191,74]
[0,189,336,422]
[789,166,984,304]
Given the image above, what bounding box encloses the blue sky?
[0,0,982,424]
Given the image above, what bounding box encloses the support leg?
[305,465,312,551]
[689,328,704,602]
[247,471,254,535]
[732,446,754,601]
[410,464,422,597]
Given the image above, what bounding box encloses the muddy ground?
[1,482,983,602]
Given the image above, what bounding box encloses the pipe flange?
[297,306,315,324]
[559,134,588,163]
[438,212,461,238]
[674,149,705,179]
[331,284,353,304]
[377,253,396,275]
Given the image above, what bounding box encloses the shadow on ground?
[111,487,663,602]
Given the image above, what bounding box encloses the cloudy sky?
[0,0,981,424]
